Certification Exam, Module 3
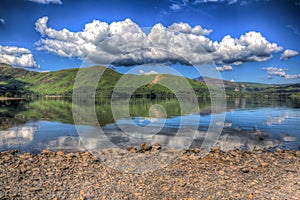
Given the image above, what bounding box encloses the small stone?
[30,187,42,191]
[41,150,52,154]
[211,147,220,153]
[79,190,85,200]
[189,154,200,160]
[82,162,89,167]
[250,180,258,186]
[81,152,90,157]
[24,152,31,158]
[275,148,282,153]
[218,170,225,176]
[140,143,152,151]
[216,191,222,196]
[127,146,137,153]
[248,194,254,199]
[162,186,171,191]
[178,179,186,187]
[192,148,200,153]
[56,151,64,156]
[66,153,76,158]
[152,143,162,150]
[261,162,269,167]
[241,168,250,173]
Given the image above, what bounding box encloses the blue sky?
[0,0,300,83]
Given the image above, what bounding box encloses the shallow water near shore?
[0,97,299,152]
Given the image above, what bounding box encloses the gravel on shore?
[0,147,300,200]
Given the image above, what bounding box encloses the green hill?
[0,63,208,98]
[1,63,299,99]
[194,76,300,99]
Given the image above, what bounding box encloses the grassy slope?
[195,76,300,99]
[1,63,299,98]
[224,81,300,98]
[0,64,207,97]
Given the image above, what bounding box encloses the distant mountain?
[194,76,300,99]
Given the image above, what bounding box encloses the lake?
[0,97,299,153]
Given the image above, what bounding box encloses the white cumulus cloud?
[262,67,300,79]
[168,22,212,35]
[187,0,244,5]
[26,0,62,4]
[35,17,285,67]
[139,70,159,75]
[170,4,181,10]
[0,45,39,68]
[262,67,286,77]
[213,32,283,65]
[280,49,298,60]
[284,74,300,79]
[216,65,233,71]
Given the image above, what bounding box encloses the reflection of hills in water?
[0,98,210,129]
[0,98,299,152]
[1,97,299,130]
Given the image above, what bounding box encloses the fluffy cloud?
[280,49,299,60]
[0,18,5,24]
[168,22,212,35]
[170,4,181,11]
[35,17,284,67]
[262,67,300,79]
[181,0,242,5]
[169,0,242,12]
[213,32,283,65]
[26,0,62,4]
[139,70,159,75]
[262,67,286,77]
[0,46,39,68]
[216,65,233,71]
[284,74,300,79]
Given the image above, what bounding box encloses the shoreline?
[1,148,299,199]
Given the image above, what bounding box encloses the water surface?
[0,98,299,152]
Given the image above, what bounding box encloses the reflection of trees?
[0,98,210,130]
[1,97,297,131]
[0,99,74,130]
[226,98,299,111]
[0,100,28,130]
[75,97,211,126]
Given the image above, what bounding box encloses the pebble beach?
[1,146,300,200]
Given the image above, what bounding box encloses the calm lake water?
[0,98,299,152]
